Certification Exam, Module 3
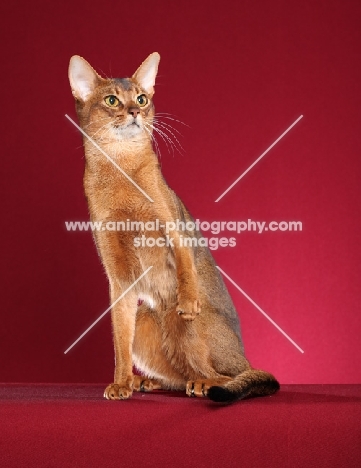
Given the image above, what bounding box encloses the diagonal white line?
[65,114,154,203]
[64,266,153,354]
[215,115,303,202]
[217,266,304,353]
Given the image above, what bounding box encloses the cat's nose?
[128,107,140,118]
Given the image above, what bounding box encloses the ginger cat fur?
[68,53,280,403]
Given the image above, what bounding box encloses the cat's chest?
[84,176,151,221]
[83,158,161,221]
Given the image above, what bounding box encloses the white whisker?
[143,124,162,160]
[153,121,184,151]
[153,118,182,135]
[146,122,175,156]
[152,123,184,156]
[155,113,189,127]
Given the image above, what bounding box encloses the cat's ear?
[68,56,102,101]
[132,52,160,96]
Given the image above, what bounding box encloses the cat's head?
[68,53,160,145]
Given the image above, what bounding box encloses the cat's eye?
[137,94,148,107]
[104,95,120,107]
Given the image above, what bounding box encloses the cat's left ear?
[132,52,160,96]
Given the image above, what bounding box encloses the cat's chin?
[112,124,144,140]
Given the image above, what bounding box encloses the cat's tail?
[207,369,280,403]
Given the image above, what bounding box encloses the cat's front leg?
[176,263,201,321]
[93,230,139,399]
[104,285,138,400]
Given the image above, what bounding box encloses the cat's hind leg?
[132,375,162,392]
[132,303,186,390]
[186,377,232,397]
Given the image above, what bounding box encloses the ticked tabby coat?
[68,52,279,402]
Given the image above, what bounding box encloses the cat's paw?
[132,375,162,392]
[177,296,201,321]
[186,377,232,398]
[104,383,133,400]
[186,380,210,397]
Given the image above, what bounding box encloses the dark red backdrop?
[1,0,360,384]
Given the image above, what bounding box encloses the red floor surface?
[1,384,360,467]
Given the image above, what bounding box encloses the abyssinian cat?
[68,52,280,403]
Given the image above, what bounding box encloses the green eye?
[137,94,148,107]
[104,95,120,107]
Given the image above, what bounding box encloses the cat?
[68,52,280,402]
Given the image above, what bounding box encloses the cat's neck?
[83,137,157,175]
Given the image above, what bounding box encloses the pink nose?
[128,107,140,118]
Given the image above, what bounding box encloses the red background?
[1,0,360,384]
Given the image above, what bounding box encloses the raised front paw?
[177,295,201,321]
[104,383,133,400]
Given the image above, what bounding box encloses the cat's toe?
[186,380,209,398]
[104,383,133,400]
[177,299,201,320]
[132,376,162,392]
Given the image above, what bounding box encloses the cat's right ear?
[68,56,102,101]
